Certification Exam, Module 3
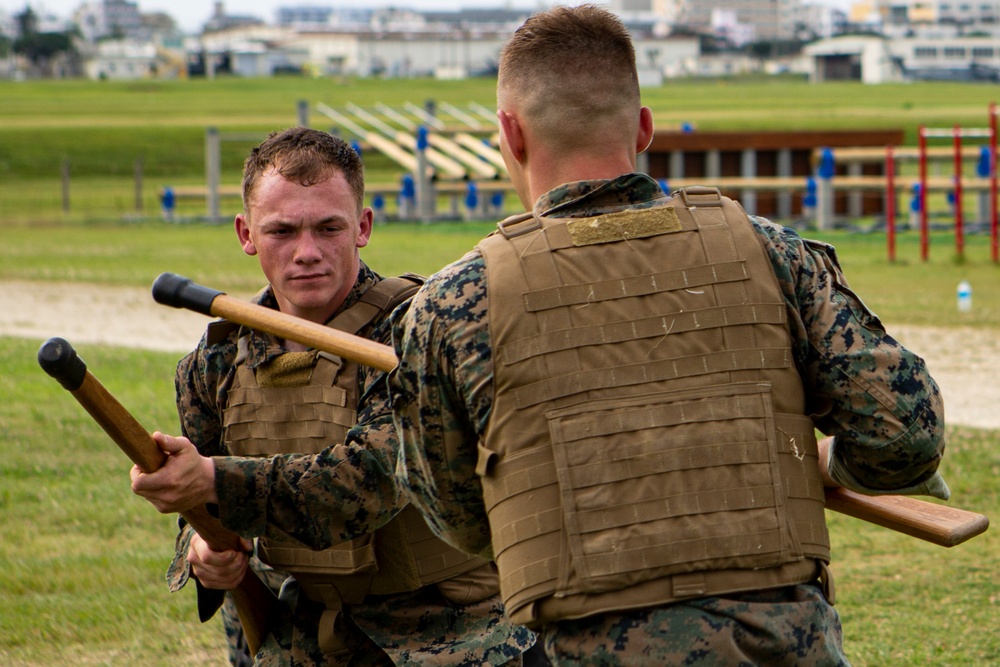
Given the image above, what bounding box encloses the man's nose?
[294,232,322,263]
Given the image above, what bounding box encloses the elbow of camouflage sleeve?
[826,382,949,499]
[825,434,951,501]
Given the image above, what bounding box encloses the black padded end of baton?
[151,272,222,316]
[37,337,87,392]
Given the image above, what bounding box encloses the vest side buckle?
[677,186,723,208]
[497,212,541,239]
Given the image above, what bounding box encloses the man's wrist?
[201,455,219,505]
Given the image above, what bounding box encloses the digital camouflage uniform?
[168,262,535,666]
[387,174,949,666]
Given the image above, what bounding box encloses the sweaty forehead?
[248,172,357,223]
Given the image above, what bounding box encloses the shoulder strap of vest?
[671,185,725,208]
[670,185,752,232]
[496,211,539,239]
[205,286,271,347]
[328,274,425,336]
[477,212,537,259]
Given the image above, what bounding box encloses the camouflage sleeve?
[175,336,230,458]
[389,251,495,558]
[165,339,228,596]
[212,327,409,548]
[753,218,948,499]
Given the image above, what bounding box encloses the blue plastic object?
[818,148,835,179]
[400,174,415,199]
[803,177,817,208]
[977,146,992,178]
[910,183,922,213]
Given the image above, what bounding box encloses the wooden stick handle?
[37,337,275,654]
[824,486,989,547]
[153,272,397,372]
[152,274,991,549]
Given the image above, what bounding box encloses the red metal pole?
[919,126,928,262]
[954,125,964,259]
[886,144,896,262]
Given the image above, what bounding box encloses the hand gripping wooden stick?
[37,337,276,655]
[152,273,991,548]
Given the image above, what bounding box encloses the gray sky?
[2,0,538,32]
[3,0,854,34]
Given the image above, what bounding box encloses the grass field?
[1,219,998,665]
[1,75,998,665]
[5,332,992,667]
[2,77,1000,223]
[1,220,998,327]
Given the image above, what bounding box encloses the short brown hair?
[497,5,639,147]
[241,126,365,214]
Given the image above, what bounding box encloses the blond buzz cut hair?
[497,4,640,151]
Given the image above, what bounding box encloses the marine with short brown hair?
[149,126,537,666]
[387,5,948,665]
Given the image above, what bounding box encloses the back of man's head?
[242,126,365,214]
[497,4,639,152]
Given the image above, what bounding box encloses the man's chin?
[278,286,337,316]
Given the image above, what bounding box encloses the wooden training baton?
[37,337,276,655]
[152,273,990,548]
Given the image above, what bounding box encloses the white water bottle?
[957,280,972,312]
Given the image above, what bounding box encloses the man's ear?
[356,208,374,248]
[636,106,654,155]
[498,109,525,164]
[234,214,257,256]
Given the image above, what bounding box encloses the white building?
[677,0,803,41]
[606,0,684,36]
[804,35,904,82]
[711,8,757,45]
[795,2,847,38]
[893,34,1000,79]
[75,0,144,41]
[803,32,1000,82]
[82,38,159,79]
[0,10,15,38]
[634,34,703,78]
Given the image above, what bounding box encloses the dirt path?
[3,279,997,430]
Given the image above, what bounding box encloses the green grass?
[1,75,998,665]
[1,222,998,665]
[3,77,1000,223]
[1,220,997,327]
[830,426,999,666]
[0,337,228,666]
[0,219,499,291]
[1,330,995,665]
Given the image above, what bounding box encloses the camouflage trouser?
[539,584,849,666]
[348,586,535,666]
[228,574,535,666]
[220,562,289,667]
[227,573,392,667]
[219,560,393,667]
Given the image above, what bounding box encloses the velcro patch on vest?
[256,351,319,388]
[565,208,681,246]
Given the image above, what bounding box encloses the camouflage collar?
[534,173,668,218]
